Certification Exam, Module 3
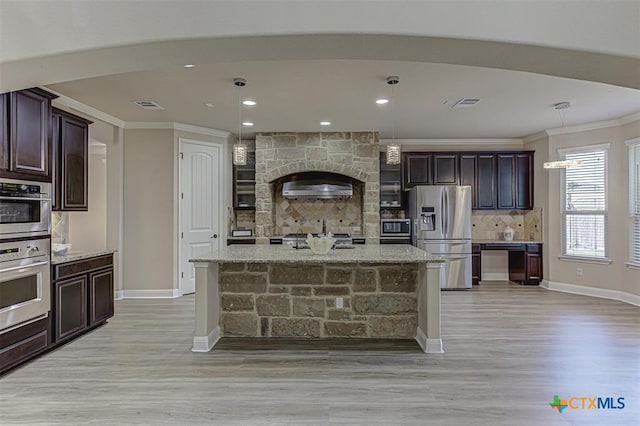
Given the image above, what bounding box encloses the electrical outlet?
[576,267,583,276]
[336,297,344,309]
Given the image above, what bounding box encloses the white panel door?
[180,140,221,295]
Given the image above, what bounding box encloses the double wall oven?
[0,178,52,333]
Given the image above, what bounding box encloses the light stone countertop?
[51,249,117,265]
[472,239,543,244]
[190,244,444,264]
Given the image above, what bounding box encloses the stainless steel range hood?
[282,172,353,200]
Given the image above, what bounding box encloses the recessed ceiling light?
[376,98,389,105]
[183,64,195,68]
[242,100,256,106]
[320,121,331,126]
[242,121,254,127]
[203,102,214,108]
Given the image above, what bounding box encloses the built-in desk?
[472,241,542,285]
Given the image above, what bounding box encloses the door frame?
[176,138,225,296]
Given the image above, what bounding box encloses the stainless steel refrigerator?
[409,185,472,289]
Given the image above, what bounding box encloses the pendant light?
[233,77,248,166]
[543,102,582,169]
[385,76,401,165]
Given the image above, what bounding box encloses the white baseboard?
[114,290,125,300]
[192,326,221,352]
[120,288,181,299]
[415,327,444,354]
[541,280,640,307]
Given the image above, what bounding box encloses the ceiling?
[47,59,640,140]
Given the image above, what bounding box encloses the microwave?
[380,219,411,237]
[0,178,51,239]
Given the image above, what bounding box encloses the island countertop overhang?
[189,244,445,264]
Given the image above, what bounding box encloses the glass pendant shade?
[386,144,401,165]
[233,143,247,165]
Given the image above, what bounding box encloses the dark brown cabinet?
[0,316,50,374]
[459,155,477,208]
[54,276,87,342]
[400,151,533,210]
[0,88,58,182]
[432,154,458,185]
[52,254,114,345]
[0,93,7,171]
[233,151,256,209]
[473,242,543,285]
[402,153,431,188]
[51,108,92,211]
[476,154,497,209]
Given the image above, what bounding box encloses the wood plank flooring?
[1,282,638,425]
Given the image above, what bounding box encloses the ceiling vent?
[452,98,481,109]
[133,100,164,110]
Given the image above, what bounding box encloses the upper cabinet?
[432,154,459,185]
[0,88,58,182]
[402,153,431,188]
[52,108,92,211]
[379,152,402,209]
[233,151,256,210]
[400,151,534,210]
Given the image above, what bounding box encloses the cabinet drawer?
[54,254,113,280]
[482,243,525,251]
[0,316,50,373]
[526,244,541,253]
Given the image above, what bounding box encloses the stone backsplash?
[273,180,364,236]
[254,132,380,244]
[472,207,542,241]
[219,262,418,338]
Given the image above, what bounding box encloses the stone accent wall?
[219,263,418,338]
[471,207,542,241]
[254,132,380,243]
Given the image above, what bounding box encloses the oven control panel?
[0,238,50,262]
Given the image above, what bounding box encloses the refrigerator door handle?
[441,190,446,238]
[443,189,448,239]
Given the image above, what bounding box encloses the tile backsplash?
[51,212,68,243]
[472,207,542,241]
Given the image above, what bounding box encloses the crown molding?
[124,121,230,138]
[525,111,640,142]
[380,138,523,146]
[45,88,126,128]
[523,131,549,144]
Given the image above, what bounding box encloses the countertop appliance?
[0,178,51,239]
[381,218,411,237]
[409,185,472,289]
[0,237,51,333]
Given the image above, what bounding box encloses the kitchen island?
[189,245,445,353]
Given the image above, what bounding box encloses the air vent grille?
[452,98,481,109]
[133,100,164,110]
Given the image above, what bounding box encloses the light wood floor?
[1,282,638,425]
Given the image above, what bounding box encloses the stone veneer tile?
[378,267,418,293]
[352,295,416,315]
[324,321,367,337]
[314,286,350,296]
[354,269,377,292]
[326,269,353,284]
[221,313,258,336]
[368,316,417,338]
[220,294,254,312]
[290,286,312,296]
[270,264,324,285]
[292,298,325,317]
[271,318,321,337]
[256,295,291,316]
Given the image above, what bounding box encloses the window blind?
[562,149,607,258]
[631,143,640,264]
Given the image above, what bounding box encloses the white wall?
[539,119,640,297]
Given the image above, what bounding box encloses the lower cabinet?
[52,254,114,346]
[472,243,542,285]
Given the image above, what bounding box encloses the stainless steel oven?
[0,178,51,239]
[381,219,411,237]
[0,238,51,333]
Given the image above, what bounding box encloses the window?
[629,139,640,265]
[561,145,609,259]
